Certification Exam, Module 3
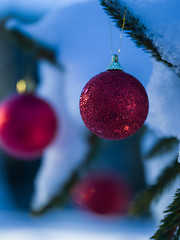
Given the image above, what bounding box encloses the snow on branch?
[31,134,100,216]
[100,0,180,77]
[0,19,63,70]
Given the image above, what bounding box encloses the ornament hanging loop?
[118,7,127,55]
[107,7,127,71]
[108,7,127,56]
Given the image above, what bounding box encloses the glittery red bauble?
[80,70,149,140]
[0,93,58,160]
[72,173,132,215]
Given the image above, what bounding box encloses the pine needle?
[145,138,178,160]
[130,159,180,215]
[100,0,180,76]
[0,20,63,70]
[30,134,100,216]
[151,188,180,240]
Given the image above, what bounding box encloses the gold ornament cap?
[16,77,36,94]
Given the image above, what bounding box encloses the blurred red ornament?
[72,173,132,216]
[80,67,149,140]
[0,93,58,160]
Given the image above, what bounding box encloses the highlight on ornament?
[79,54,149,140]
[0,80,58,160]
[71,172,132,216]
[16,78,36,94]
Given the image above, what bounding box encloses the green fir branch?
[145,138,178,160]
[0,20,64,70]
[173,227,180,240]
[151,188,180,240]
[100,0,180,76]
[130,159,180,215]
[31,134,100,216]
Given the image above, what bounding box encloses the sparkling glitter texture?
[80,70,149,140]
[0,93,58,160]
[72,173,132,215]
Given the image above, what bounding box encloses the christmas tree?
[0,0,179,239]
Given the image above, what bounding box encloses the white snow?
[0,0,90,21]
[120,0,180,74]
[147,61,180,139]
[0,210,155,240]
[31,62,90,210]
[146,61,180,164]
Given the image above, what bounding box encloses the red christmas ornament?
[80,55,149,140]
[72,173,132,216]
[0,93,58,160]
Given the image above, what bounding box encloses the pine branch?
[145,138,178,160]
[100,0,180,77]
[151,188,180,240]
[31,134,100,216]
[173,227,180,240]
[0,19,64,70]
[130,159,180,215]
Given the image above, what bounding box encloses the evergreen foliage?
[130,159,180,215]
[0,20,63,69]
[145,138,178,160]
[100,0,180,77]
[151,188,180,240]
[31,134,100,216]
